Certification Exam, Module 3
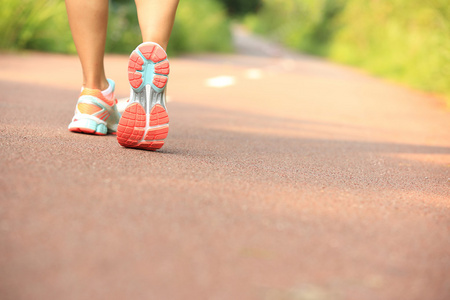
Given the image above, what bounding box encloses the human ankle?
[82,78,109,91]
[101,79,115,101]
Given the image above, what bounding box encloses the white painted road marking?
[245,68,262,79]
[205,76,236,88]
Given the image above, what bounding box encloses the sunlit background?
[1,2,449,299]
[0,0,448,103]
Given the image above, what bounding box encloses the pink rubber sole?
[117,103,169,150]
[69,127,106,136]
[117,42,170,151]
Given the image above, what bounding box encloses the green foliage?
[217,0,262,16]
[166,0,233,55]
[0,0,232,55]
[107,0,233,55]
[105,1,141,54]
[245,0,345,55]
[246,0,450,100]
[0,0,75,53]
[330,0,450,98]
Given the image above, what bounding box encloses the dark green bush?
[217,0,262,15]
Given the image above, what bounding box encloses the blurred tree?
[217,0,261,15]
[246,0,450,101]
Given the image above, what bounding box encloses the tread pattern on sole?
[154,61,170,75]
[128,52,144,89]
[119,42,170,151]
[138,44,167,63]
[117,103,146,147]
[117,103,169,151]
[149,105,169,126]
[128,44,169,92]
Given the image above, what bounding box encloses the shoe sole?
[117,42,169,150]
[69,117,108,135]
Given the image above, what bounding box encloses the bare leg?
[65,0,109,90]
[116,1,179,150]
[135,0,180,50]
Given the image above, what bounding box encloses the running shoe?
[117,42,170,150]
[68,78,120,135]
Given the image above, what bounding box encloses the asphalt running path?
[0,34,449,299]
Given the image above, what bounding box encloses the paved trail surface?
[1,33,449,299]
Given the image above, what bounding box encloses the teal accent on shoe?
[79,119,97,131]
[96,123,108,135]
[70,119,108,135]
[135,49,168,94]
[107,78,115,91]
